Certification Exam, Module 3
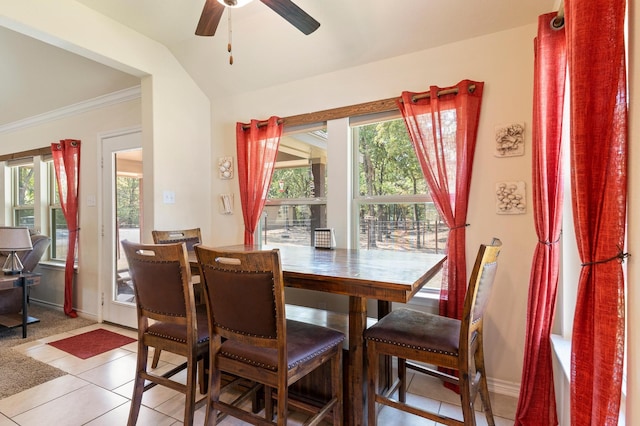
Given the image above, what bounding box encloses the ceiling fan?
[195,0,320,37]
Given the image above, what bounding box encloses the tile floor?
[0,323,517,425]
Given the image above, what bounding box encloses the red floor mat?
[48,328,136,359]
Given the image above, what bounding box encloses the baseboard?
[488,376,521,399]
[30,299,98,323]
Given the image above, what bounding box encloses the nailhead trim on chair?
[364,337,459,357]
[221,342,340,371]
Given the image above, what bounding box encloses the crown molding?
[0,85,141,135]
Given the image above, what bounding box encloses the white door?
[101,129,142,328]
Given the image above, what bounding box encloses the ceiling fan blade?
[260,0,320,35]
[195,0,225,36]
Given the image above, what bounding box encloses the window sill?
[37,260,78,270]
[406,290,439,309]
[551,334,571,381]
[552,333,627,399]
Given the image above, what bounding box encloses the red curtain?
[51,139,81,318]
[566,0,628,424]
[515,12,566,426]
[236,116,283,245]
[398,80,484,319]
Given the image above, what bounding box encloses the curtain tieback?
[538,236,561,246]
[581,249,630,267]
[449,223,469,230]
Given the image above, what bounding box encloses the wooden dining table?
[190,244,446,426]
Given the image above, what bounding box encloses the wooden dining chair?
[151,227,204,367]
[121,240,209,426]
[152,228,202,251]
[195,246,345,426]
[364,238,502,426]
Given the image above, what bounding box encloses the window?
[263,127,328,246]
[6,157,73,263]
[262,108,449,293]
[352,116,447,256]
[49,162,69,261]
[12,163,35,229]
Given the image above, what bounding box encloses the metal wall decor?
[218,156,233,179]
[494,123,525,157]
[495,181,526,214]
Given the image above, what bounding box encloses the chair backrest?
[152,228,202,252]
[121,240,196,324]
[18,233,51,273]
[195,246,285,352]
[461,238,502,340]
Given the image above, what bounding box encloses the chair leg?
[276,387,288,426]
[397,357,407,402]
[128,341,149,426]
[458,368,477,426]
[367,341,379,426]
[205,361,222,426]
[332,349,344,425]
[151,348,161,368]
[475,345,495,426]
[183,354,198,426]
[264,385,274,421]
[198,357,209,394]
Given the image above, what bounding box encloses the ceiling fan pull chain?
[228,9,233,65]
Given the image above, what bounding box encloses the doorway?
[101,129,142,327]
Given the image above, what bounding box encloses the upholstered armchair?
[0,232,51,315]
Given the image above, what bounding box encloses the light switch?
[163,190,175,204]
[87,195,96,206]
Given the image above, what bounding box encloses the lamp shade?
[0,227,33,251]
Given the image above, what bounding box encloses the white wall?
[210,24,539,391]
[0,99,141,316]
[1,0,212,319]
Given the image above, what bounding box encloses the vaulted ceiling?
[0,0,557,128]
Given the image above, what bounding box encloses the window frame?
[11,160,36,229]
[259,102,448,298]
[48,161,70,262]
[263,125,328,247]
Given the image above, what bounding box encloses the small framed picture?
[494,123,525,157]
[496,181,526,214]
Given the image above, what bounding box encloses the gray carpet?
[0,304,97,399]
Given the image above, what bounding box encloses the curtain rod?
[0,146,51,163]
[242,85,474,130]
[400,84,476,104]
[551,0,565,29]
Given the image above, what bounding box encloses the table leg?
[21,276,27,338]
[348,296,367,426]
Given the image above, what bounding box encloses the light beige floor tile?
[21,341,70,363]
[0,375,90,418]
[437,401,514,426]
[114,378,183,410]
[375,393,439,425]
[407,369,517,421]
[0,413,15,426]
[85,401,176,426]
[76,352,139,390]
[48,347,134,375]
[12,384,128,426]
[153,391,207,421]
[407,372,462,406]
[489,391,518,420]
